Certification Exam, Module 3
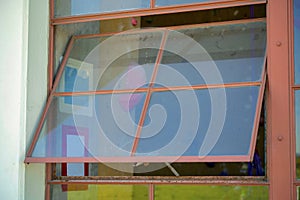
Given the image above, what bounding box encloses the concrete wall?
[0,0,48,199]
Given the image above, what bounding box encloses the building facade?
[0,0,299,199]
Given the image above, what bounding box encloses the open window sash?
[25,18,267,163]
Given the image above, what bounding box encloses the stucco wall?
[0,0,48,199]
[0,0,28,199]
[25,0,49,200]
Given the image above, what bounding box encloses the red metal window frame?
[48,0,266,90]
[290,0,300,199]
[51,0,266,25]
[26,17,267,164]
[267,0,293,199]
[33,0,299,199]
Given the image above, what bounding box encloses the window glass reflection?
[156,0,220,7]
[55,0,150,17]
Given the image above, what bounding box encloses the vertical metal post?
[45,164,52,200]
[268,0,293,199]
[150,0,156,8]
[149,184,155,200]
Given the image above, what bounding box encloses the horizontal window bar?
[292,85,300,89]
[48,176,268,185]
[53,81,262,97]
[26,155,252,163]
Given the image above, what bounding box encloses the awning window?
[25,19,266,163]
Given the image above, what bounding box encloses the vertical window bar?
[249,57,267,160]
[131,30,169,155]
[149,184,155,200]
[48,0,55,90]
[45,164,52,200]
[151,0,156,8]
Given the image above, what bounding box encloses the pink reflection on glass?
[118,63,146,111]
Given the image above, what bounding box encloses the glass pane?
[55,0,150,17]
[295,0,300,84]
[135,86,260,157]
[27,21,266,164]
[156,0,222,7]
[51,184,148,200]
[56,31,163,92]
[155,21,266,87]
[296,90,300,178]
[53,104,265,176]
[32,93,146,157]
[54,21,101,78]
[155,185,268,200]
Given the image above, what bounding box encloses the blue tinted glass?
[154,21,266,87]
[156,0,218,7]
[188,87,259,156]
[295,0,300,84]
[135,86,259,156]
[64,66,89,106]
[55,0,150,17]
[155,52,265,87]
[32,93,146,157]
[136,90,182,155]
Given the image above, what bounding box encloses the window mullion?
[130,30,169,155]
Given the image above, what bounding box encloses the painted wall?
[0,0,28,199]
[25,0,49,200]
[0,0,48,199]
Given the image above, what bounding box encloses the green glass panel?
[155,185,268,200]
[51,184,148,200]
